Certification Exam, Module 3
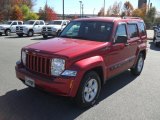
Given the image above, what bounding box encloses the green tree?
[27,12,39,20]
[21,5,30,20]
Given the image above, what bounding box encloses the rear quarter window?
[128,24,139,38]
[138,22,146,36]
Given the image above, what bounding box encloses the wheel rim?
[83,78,98,102]
[7,30,11,35]
[137,57,144,72]
[29,31,33,36]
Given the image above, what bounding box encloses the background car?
[41,20,70,38]
[0,21,23,36]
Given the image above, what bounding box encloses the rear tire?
[131,53,144,76]
[75,71,101,108]
[0,33,2,36]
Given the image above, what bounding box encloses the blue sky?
[33,0,160,14]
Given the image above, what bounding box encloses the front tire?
[5,29,11,36]
[154,40,159,47]
[131,53,144,76]
[75,71,101,108]
[27,30,34,37]
[43,35,48,39]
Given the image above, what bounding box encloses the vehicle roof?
[53,20,69,21]
[28,20,44,21]
[8,20,23,22]
[74,17,144,23]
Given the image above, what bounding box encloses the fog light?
[61,70,77,77]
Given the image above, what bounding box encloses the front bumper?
[15,61,78,97]
[42,31,57,36]
[16,30,28,34]
[155,36,160,43]
[0,29,5,33]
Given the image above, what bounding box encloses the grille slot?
[26,53,51,76]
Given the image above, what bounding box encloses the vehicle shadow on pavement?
[99,71,137,101]
[0,71,136,120]
[31,37,55,41]
[149,41,160,51]
[5,35,41,39]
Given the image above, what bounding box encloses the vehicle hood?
[44,25,61,29]
[24,37,109,59]
[0,25,10,28]
[17,25,33,28]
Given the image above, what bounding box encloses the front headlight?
[51,58,65,76]
[24,27,28,31]
[21,51,26,65]
[0,26,5,30]
[52,28,57,32]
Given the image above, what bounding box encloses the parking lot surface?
[0,32,160,120]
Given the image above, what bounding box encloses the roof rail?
[122,16,142,19]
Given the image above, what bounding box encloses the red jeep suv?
[15,17,147,107]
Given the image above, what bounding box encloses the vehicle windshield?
[24,21,35,25]
[5,21,12,25]
[60,21,113,42]
[49,21,62,25]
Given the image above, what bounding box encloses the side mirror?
[34,23,39,26]
[115,35,128,44]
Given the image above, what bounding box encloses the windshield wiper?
[73,36,89,40]
[60,35,89,40]
[60,35,72,38]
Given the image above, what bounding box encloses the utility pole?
[104,0,105,16]
[82,4,84,18]
[63,0,64,20]
[79,1,82,18]
[93,8,95,17]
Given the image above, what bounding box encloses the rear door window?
[18,22,22,25]
[12,22,17,25]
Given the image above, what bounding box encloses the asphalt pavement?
[0,32,160,120]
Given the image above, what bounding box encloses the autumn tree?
[111,1,122,16]
[132,8,143,17]
[106,1,122,16]
[122,1,134,16]
[39,4,57,21]
[106,6,112,16]
[98,7,104,16]
[0,0,36,21]
[146,7,156,23]
[10,5,23,20]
